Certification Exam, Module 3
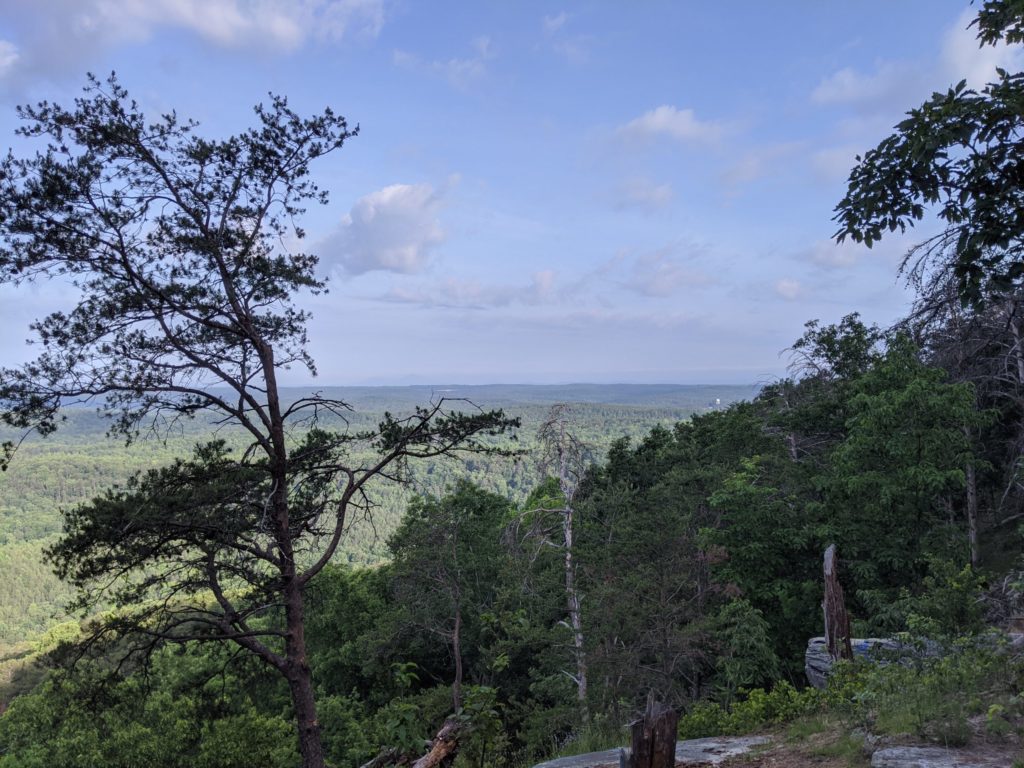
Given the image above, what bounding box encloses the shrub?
[678,681,820,739]
[821,637,1014,746]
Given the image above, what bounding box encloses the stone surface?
[530,735,770,768]
[675,736,771,764]
[871,745,1006,767]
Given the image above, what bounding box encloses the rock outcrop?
[805,636,938,688]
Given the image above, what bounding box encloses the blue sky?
[0,1,1019,385]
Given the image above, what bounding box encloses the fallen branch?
[360,717,465,768]
[412,718,464,768]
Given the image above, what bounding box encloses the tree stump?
[626,698,678,768]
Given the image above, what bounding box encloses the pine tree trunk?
[287,659,326,768]
[265,347,327,768]
[284,568,325,768]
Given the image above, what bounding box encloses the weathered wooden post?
[625,696,678,768]
[823,544,853,662]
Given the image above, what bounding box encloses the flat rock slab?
[676,736,772,764]
[871,746,1009,768]
[532,735,771,768]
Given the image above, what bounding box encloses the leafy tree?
[574,411,772,713]
[0,74,515,768]
[763,313,883,467]
[707,454,824,676]
[0,645,299,768]
[387,483,511,711]
[788,313,884,383]
[834,0,1024,304]
[898,252,1024,554]
[825,336,981,617]
[707,599,780,707]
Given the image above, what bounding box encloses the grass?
[543,722,625,761]
[785,715,831,742]
[809,731,867,763]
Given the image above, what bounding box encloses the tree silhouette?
[0,73,517,768]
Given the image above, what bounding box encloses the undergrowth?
[678,631,1024,756]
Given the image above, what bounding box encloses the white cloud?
[623,248,712,298]
[0,41,19,77]
[540,10,590,64]
[721,142,803,187]
[320,0,385,39]
[323,183,445,275]
[95,0,383,49]
[531,269,556,301]
[393,36,495,89]
[613,177,673,211]
[0,0,384,86]
[942,8,1024,89]
[619,105,725,145]
[380,270,558,309]
[811,60,922,109]
[542,12,568,36]
[805,239,862,269]
[810,144,862,182]
[813,66,880,104]
[774,278,803,301]
[551,37,589,65]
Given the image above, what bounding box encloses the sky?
[0,1,1020,386]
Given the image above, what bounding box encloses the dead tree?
[527,404,591,720]
[823,544,853,662]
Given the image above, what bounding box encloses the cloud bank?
[0,0,384,87]
[322,182,446,275]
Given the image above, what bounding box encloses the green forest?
[5,3,1024,767]
[0,386,752,652]
[3,321,1024,767]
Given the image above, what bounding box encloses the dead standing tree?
[823,544,853,662]
[511,404,590,721]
